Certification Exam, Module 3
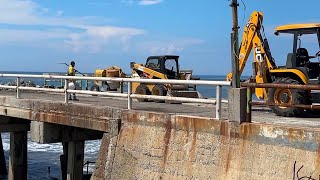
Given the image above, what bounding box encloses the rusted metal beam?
[251,101,320,110]
[230,0,240,88]
[241,82,320,90]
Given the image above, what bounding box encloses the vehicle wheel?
[90,85,100,96]
[151,85,167,103]
[135,84,150,102]
[267,77,306,117]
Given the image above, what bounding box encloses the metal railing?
[43,73,91,90]
[0,74,231,119]
[242,82,320,121]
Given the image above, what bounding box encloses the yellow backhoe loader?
[131,55,202,102]
[227,11,320,117]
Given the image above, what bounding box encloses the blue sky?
[0,0,319,75]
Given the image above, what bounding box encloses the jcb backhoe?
[227,11,320,117]
[131,55,202,102]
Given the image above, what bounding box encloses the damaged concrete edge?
[120,110,320,152]
[0,104,119,134]
[240,122,320,152]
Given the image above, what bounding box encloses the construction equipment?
[131,55,202,102]
[227,11,320,117]
[91,66,127,92]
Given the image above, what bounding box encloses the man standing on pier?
[68,61,79,101]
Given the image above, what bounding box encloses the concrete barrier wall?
[92,110,320,179]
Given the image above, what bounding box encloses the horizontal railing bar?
[221,99,228,103]
[19,87,65,93]
[251,101,320,110]
[0,85,16,89]
[0,74,231,86]
[241,82,320,90]
[130,94,217,104]
[68,90,128,98]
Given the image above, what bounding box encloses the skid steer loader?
[130,55,202,103]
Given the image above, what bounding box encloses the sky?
[0,0,319,75]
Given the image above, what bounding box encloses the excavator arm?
[227,11,276,99]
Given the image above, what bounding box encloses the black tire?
[135,84,150,102]
[267,77,306,117]
[151,85,167,103]
[90,85,100,96]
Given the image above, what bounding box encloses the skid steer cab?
[130,55,202,103]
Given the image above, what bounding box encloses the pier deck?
[0,90,319,129]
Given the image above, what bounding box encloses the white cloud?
[88,2,112,6]
[56,10,64,17]
[137,38,204,54]
[0,0,200,55]
[139,0,163,5]
[121,0,163,6]
[0,0,145,53]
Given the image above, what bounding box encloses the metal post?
[120,82,124,93]
[85,80,89,90]
[230,0,240,88]
[64,79,69,103]
[16,77,20,99]
[246,87,252,122]
[216,85,222,119]
[127,82,132,110]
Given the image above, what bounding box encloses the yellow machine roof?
[275,23,320,35]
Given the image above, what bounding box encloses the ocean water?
[0,72,234,179]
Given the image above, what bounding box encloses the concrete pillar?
[228,87,247,123]
[67,141,84,180]
[9,131,27,180]
[60,142,69,180]
[0,133,7,176]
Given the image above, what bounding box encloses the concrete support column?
[228,88,247,123]
[67,141,84,180]
[0,133,7,176]
[60,142,69,180]
[9,131,27,180]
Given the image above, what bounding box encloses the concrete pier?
[1,90,320,178]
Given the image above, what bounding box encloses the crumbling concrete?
[91,110,320,179]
